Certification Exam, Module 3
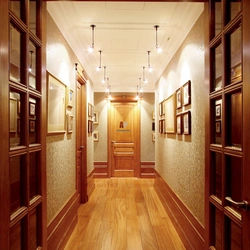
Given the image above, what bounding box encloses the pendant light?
[88,24,96,53]
[102,66,106,83]
[154,25,162,53]
[147,51,153,72]
[143,66,148,84]
[96,50,102,71]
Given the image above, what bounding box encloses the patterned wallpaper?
[94,93,155,163]
[46,12,94,224]
[155,12,205,226]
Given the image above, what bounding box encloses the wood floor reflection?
[64,178,186,250]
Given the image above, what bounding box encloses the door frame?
[107,95,141,178]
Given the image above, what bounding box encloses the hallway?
[65,178,186,250]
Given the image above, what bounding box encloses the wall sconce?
[88,24,96,53]
[147,51,153,72]
[143,66,148,84]
[96,50,102,71]
[102,66,106,83]
[28,50,34,72]
[154,25,162,53]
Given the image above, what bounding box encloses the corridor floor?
[64,178,186,250]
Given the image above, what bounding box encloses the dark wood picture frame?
[176,88,182,109]
[29,102,36,116]
[215,121,221,134]
[176,114,182,134]
[183,80,191,106]
[183,111,191,134]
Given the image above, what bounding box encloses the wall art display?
[93,111,99,124]
[215,121,221,134]
[159,119,165,134]
[176,114,182,134]
[29,102,36,116]
[47,71,66,134]
[93,131,99,141]
[176,88,182,108]
[215,104,221,117]
[152,132,155,142]
[88,103,94,118]
[88,120,93,134]
[66,87,73,108]
[164,94,176,133]
[67,114,73,133]
[29,119,36,133]
[159,101,165,117]
[183,80,191,105]
[183,111,191,134]
[152,111,155,120]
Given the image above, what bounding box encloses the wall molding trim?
[87,168,95,198]
[141,161,155,178]
[154,171,204,249]
[47,192,78,250]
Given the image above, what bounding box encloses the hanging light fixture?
[147,51,153,72]
[102,66,106,83]
[96,50,102,71]
[143,66,148,84]
[136,85,139,100]
[88,24,96,53]
[28,50,34,72]
[154,25,162,53]
[136,78,143,99]
[105,78,112,99]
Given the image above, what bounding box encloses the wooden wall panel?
[140,162,155,178]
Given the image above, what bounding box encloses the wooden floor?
[64,178,186,250]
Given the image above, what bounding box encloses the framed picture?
[29,102,36,116]
[215,104,221,117]
[176,114,182,134]
[88,120,93,134]
[93,131,99,141]
[152,132,155,142]
[93,111,99,124]
[29,119,36,133]
[164,94,176,133]
[183,111,191,134]
[66,87,73,108]
[176,88,182,109]
[152,111,155,120]
[215,121,221,133]
[183,80,191,106]
[88,103,94,118]
[67,114,73,133]
[47,71,66,134]
[17,99,21,114]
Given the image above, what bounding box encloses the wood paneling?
[141,161,155,178]
[94,162,108,178]
[154,171,205,249]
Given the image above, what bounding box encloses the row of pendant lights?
[88,24,162,97]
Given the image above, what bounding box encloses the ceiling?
[47,2,204,93]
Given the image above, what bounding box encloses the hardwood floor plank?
[64,178,186,250]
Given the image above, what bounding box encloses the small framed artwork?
[164,94,176,133]
[29,102,36,115]
[93,131,99,141]
[67,114,73,133]
[215,121,221,133]
[66,87,73,107]
[152,132,155,142]
[152,111,155,120]
[215,104,221,117]
[183,80,191,106]
[176,114,182,134]
[88,120,93,134]
[93,111,99,124]
[183,111,191,134]
[29,119,36,133]
[176,88,182,109]
[88,103,94,118]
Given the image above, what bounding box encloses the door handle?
[225,197,248,211]
[111,140,116,144]
[80,145,84,149]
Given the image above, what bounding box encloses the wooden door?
[76,70,87,203]
[108,101,140,177]
[205,1,250,249]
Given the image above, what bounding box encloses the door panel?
[109,101,140,177]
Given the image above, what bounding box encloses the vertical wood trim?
[41,1,48,248]
[0,0,10,249]
[204,1,210,249]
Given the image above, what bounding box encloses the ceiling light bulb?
[157,47,162,53]
[88,46,93,53]
[148,67,153,73]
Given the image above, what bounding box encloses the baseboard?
[47,192,79,250]
[154,171,204,249]
[140,161,155,178]
[94,161,108,178]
